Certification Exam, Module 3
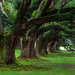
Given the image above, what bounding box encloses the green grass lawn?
[0,49,75,75]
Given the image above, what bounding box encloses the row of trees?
[0,0,75,64]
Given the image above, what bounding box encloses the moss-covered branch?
[37,0,53,17]
[45,7,75,16]
[22,12,74,33]
[37,24,75,38]
[8,0,31,36]
[57,32,75,39]
[14,0,31,25]
[28,0,53,35]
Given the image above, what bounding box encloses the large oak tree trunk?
[44,42,48,54]
[20,36,27,57]
[0,47,3,61]
[27,32,37,58]
[4,36,19,64]
[56,40,60,50]
[56,45,60,50]
[50,41,57,52]
[20,33,36,58]
[40,41,48,55]
[51,41,57,52]
[47,41,53,53]
[0,18,4,61]
[40,45,45,55]
[0,18,3,30]
[26,34,36,58]
[36,34,44,55]
[49,41,55,53]
[40,44,48,55]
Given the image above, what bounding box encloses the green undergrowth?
[0,68,75,75]
[0,61,51,71]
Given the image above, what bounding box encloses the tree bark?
[36,34,44,55]
[49,41,55,52]
[40,46,45,55]
[44,42,48,54]
[0,47,3,61]
[26,33,36,58]
[20,33,36,58]
[51,41,57,52]
[0,18,3,61]
[20,36,27,57]
[47,41,53,53]
[3,35,19,64]
[56,45,60,50]
[0,18,3,30]
[39,40,48,55]
[40,43,48,55]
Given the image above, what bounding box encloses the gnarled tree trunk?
[47,41,53,53]
[51,41,57,52]
[56,45,60,50]
[49,41,55,53]
[20,36,28,57]
[3,35,19,64]
[40,41,48,55]
[49,41,57,52]
[36,34,44,55]
[40,45,45,55]
[20,33,36,58]
[0,18,3,61]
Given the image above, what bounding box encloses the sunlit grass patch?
[15,49,21,57]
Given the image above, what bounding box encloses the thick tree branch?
[9,0,31,36]
[57,1,68,13]
[23,12,74,32]
[45,7,75,16]
[37,24,75,38]
[49,0,55,9]
[28,0,53,35]
[37,0,53,17]
[14,0,31,24]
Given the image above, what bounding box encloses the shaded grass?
[0,68,75,75]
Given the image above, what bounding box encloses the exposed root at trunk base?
[17,57,49,62]
[18,55,37,59]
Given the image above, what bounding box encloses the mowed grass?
[0,49,75,75]
[0,68,75,75]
